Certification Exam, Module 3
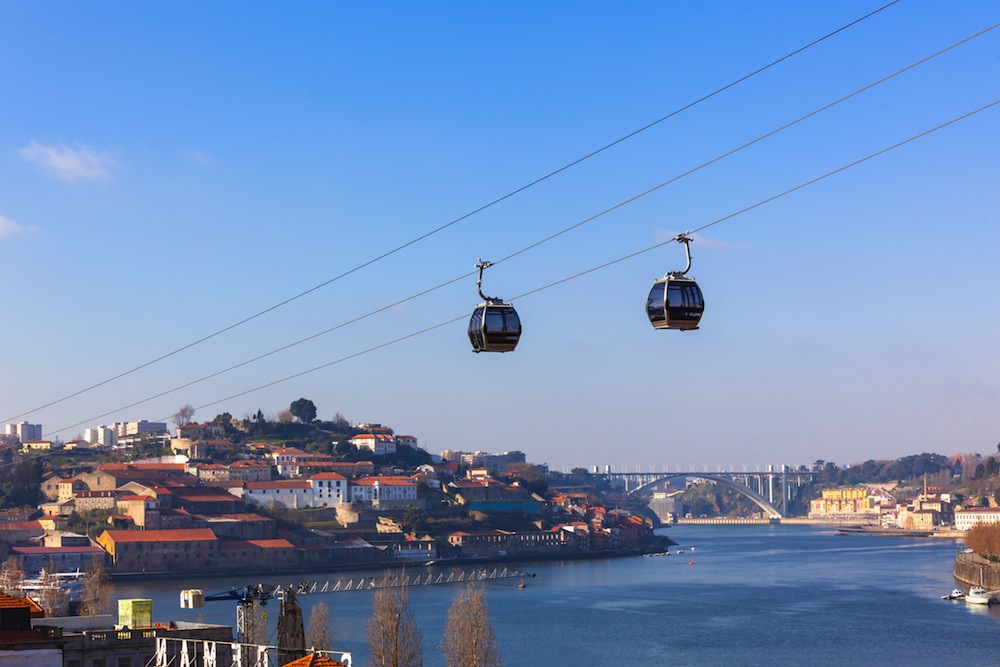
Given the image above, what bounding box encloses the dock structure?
[274,566,533,596]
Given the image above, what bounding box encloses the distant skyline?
[1,2,998,469]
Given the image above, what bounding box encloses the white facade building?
[954,507,1000,531]
[309,472,348,507]
[113,420,168,436]
[350,433,397,456]
[242,474,415,510]
[395,435,419,449]
[242,480,313,509]
[4,421,42,442]
[349,477,418,508]
[83,425,118,447]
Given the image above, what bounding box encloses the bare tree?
[172,403,196,429]
[306,599,334,652]
[0,556,24,596]
[81,557,112,616]
[36,567,68,617]
[245,602,270,647]
[367,580,422,667]
[440,583,501,667]
[277,410,294,424]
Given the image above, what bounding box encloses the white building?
[309,472,348,507]
[242,474,415,510]
[350,476,418,508]
[350,433,396,456]
[954,507,1000,531]
[242,480,313,509]
[83,425,118,447]
[4,422,42,442]
[113,420,168,436]
[395,435,419,449]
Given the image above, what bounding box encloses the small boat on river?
[941,589,966,600]
[965,587,994,605]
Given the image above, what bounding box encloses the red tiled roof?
[100,529,217,543]
[12,546,105,555]
[169,488,240,500]
[248,539,294,549]
[957,507,1000,513]
[0,594,43,613]
[76,490,117,498]
[99,463,186,471]
[309,472,347,481]
[246,481,311,490]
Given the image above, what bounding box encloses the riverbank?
[673,516,964,538]
[107,542,677,581]
[953,552,1000,589]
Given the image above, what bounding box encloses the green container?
[118,598,152,629]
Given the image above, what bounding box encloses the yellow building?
[809,487,881,518]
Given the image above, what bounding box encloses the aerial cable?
[3,0,901,424]
[39,273,478,432]
[484,20,1000,271]
[40,95,998,441]
[36,23,998,436]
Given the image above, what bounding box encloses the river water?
[108,524,1000,666]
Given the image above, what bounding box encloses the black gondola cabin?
[646,275,704,330]
[469,301,521,352]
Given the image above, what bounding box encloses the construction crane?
[183,584,277,645]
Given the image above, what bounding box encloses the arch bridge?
[594,467,814,518]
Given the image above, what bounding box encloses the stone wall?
[953,552,1000,589]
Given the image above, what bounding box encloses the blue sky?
[1,1,998,470]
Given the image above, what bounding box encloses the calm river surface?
[109,524,1000,666]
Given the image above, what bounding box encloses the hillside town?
[0,414,668,580]
[4,412,1000,667]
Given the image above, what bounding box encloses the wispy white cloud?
[177,146,216,166]
[20,140,117,182]
[0,214,34,236]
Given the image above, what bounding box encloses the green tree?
[289,398,318,423]
[986,457,1000,478]
[402,506,426,533]
[0,460,42,508]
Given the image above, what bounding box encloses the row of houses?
[242,474,419,510]
[445,508,652,557]
[806,485,1000,531]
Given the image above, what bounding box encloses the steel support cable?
[39,97,994,438]
[486,21,1000,270]
[40,273,477,434]
[4,0,901,424]
[37,25,999,439]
